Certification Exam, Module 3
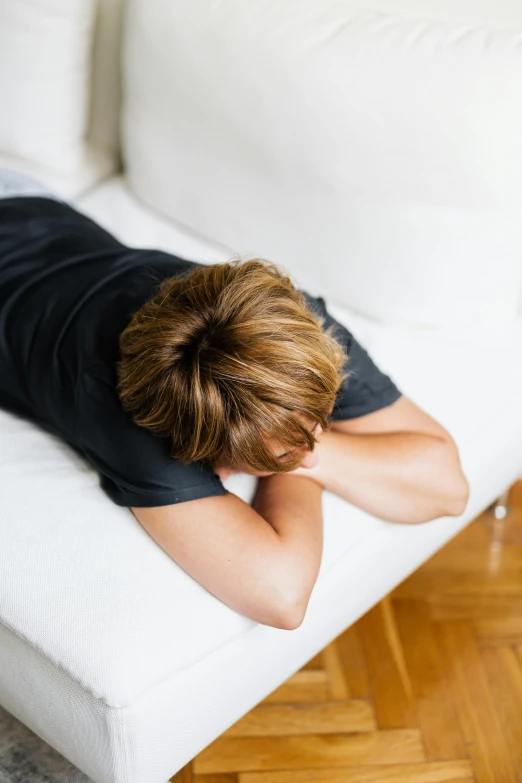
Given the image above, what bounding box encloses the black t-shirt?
[0,197,403,507]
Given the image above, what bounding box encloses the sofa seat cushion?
[2,245,522,706]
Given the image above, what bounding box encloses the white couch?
[1,1,522,782]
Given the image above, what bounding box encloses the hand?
[214,462,313,481]
[213,440,322,481]
[283,464,315,478]
[274,439,325,483]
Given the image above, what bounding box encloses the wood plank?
[193,776,237,783]
[169,763,194,782]
[223,701,375,737]
[435,621,519,783]
[300,652,323,670]
[321,640,350,700]
[480,647,522,779]
[193,730,425,774]
[393,598,467,760]
[261,671,329,704]
[335,624,371,699]
[239,759,474,782]
[474,614,522,646]
[427,593,522,622]
[393,569,522,597]
[419,544,522,572]
[357,598,417,729]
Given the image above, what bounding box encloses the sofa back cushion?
[0,0,121,196]
[121,0,522,328]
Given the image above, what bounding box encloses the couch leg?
[487,488,510,520]
[485,488,513,565]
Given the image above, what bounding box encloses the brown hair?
[116,258,349,474]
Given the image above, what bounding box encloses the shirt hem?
[329,388,403,421]
[104,482,230,508]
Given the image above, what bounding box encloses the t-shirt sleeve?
[301,293,403,421]
[74,369,229,508]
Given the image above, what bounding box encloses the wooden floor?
[172,480,522,783]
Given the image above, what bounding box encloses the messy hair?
[116,258,349,474]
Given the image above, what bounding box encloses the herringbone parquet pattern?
[172,480,522,783]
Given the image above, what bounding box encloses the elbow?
[254,601,306,630]
[270,590,310,630]
[409,475,471,525]
[440,443,471,517]
[445,481,470,517]
[268,550,320,630]
[416,445,470,523]
[264,608,305,631]
[276,605,307,631]
[443,470,471,518]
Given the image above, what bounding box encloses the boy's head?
[116,258,349,475]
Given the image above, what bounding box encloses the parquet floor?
[172,480,522,783]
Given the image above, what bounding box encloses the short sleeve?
[301,293,403,421]
[74,369,229,507]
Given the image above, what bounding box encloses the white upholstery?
[0,0,121,197]
[122,0,522,327]
[2,0,522,780]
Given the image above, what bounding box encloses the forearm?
[253,473,324,613]
[296,430,468,524]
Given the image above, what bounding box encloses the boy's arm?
[130,474,323,630]
[213,468,324,615]
[290,429,466,524]
[252,473,324,619]
[289,396,469,524]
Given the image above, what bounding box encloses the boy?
[0,170,468,628]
